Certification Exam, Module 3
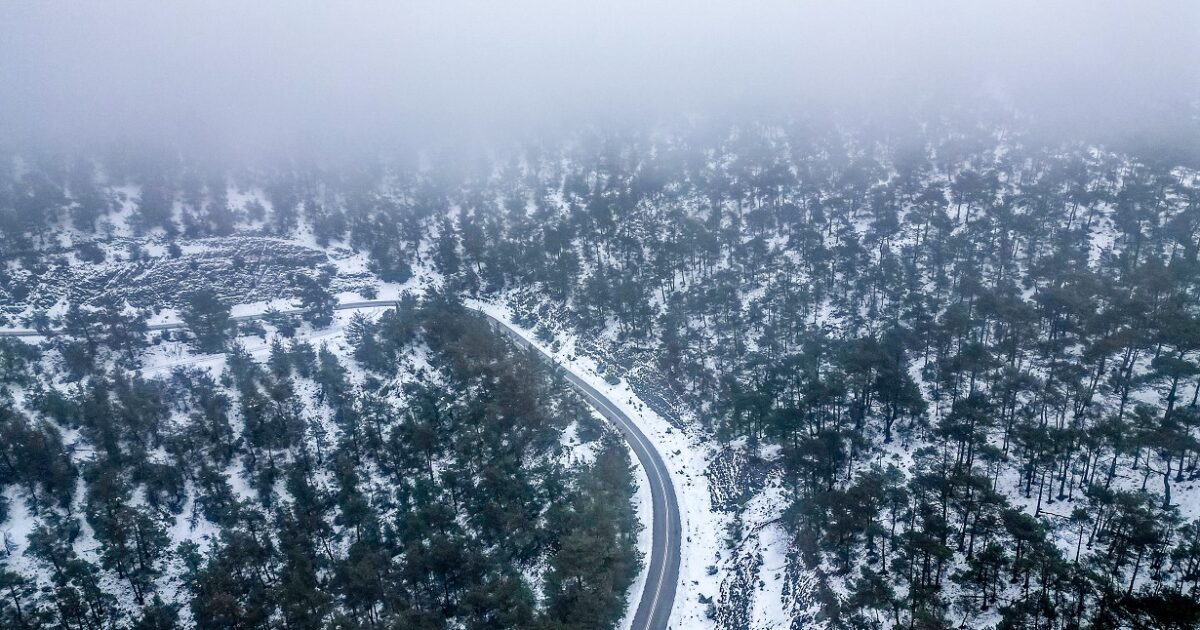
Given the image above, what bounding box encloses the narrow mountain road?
[474,310,681,630]
[1,299,681,629]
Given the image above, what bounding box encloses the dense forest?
[433,121,1200,629]
[0,290,640,628]
[2,110,1200,628]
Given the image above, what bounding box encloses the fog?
[2,1,1198,156]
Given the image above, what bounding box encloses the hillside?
[0,287,641,627]
[2,112,1200,628]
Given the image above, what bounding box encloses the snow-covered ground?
[467,298,734,629]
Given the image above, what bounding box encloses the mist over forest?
[2,3,1200,630]
[3,1,1198,155]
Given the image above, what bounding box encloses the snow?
[148,307,181,326]
[559,421,601,467]
[229,298,298,318]
[0,487,36,572]
[467,298,731,629]
[743,481,792,630]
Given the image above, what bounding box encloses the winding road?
[476,310,681,630]
[0,299,682,630]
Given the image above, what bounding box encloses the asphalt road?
[475,311,681,630]
[0,299,682,629]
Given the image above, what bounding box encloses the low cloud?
[2,1,1197,155]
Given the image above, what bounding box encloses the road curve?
[475,310,680,630]
[1,299,682,629]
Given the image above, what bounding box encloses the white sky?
[2,1,1197,153]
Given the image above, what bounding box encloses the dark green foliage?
[544,438,641,629]
[0,340,39,389]
[293,272,335,327]
[83,463,171,606]
[58,294,149,375]
[4,111,1199,628]
[180,288,233,353]
[133,177,177,235]
[0,407,76,509]
[379,121,1200,628]
[0,289,638,627]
